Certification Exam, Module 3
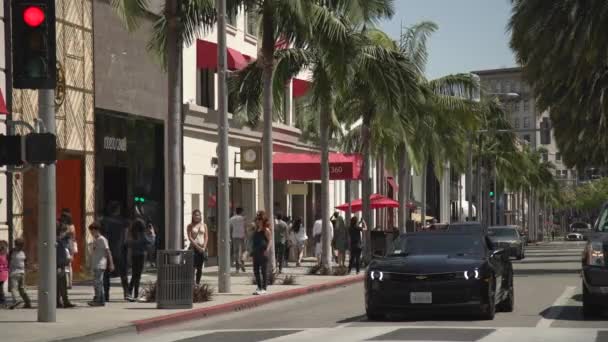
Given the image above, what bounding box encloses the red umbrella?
[336,194,399,212]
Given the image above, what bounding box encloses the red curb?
[132,274,364,332]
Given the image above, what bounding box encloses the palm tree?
[111,0,216,250]
[509,0,608,169]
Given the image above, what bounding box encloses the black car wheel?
[480,278,496,320]
[366,310,384,321]
[498,272,514,312]
[582,283,602,318]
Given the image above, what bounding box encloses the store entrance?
[103,166,128,215]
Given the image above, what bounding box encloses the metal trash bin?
[156,250,194,309]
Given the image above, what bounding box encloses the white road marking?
[535,286,577,328]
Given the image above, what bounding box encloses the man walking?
[56,223,75,308]
[101,202,129,301]
[88,222,114,307]
[274,214,288,273]
[230,208,247,273]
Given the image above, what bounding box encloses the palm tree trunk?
[166,0,182,251]
[261,6,276,271]
[361,111,373,259]
[421,161,427,227]
[320,102,332,271]
[398,145,410,234]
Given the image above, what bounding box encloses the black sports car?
[365,231,514,320]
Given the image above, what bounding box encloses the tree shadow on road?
[539,305,606,321]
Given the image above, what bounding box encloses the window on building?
[556,153,561,161]
[494,80,500,93]
[514,117,520,128]
[542,152,548,162]
[246,11,258,36]
[227,12,237,27]
[523,134,531,143]
[198,69,215,109]
[556,170,562,178]
[523,116,530,128]
[504,81,510,93]
[511,81,518,93]
[523,100,530,112]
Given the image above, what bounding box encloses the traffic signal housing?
[26,133,56,165]
[0,135,24,167]
[11,0,57,89]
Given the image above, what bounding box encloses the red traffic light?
[23,6,45,27]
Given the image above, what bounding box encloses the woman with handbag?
[187,209,208,285]
[252,211,271,295]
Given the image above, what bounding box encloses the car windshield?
[597,208,608,232]
[448,224,484,233]
[489,228,518,238]
[390,234,486,257]
[571,222,589,229]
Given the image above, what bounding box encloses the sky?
[380,0,517,80]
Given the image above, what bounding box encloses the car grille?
[496,242,512,248]
[386,272,463,282]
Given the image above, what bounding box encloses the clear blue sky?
[380,0,517,79]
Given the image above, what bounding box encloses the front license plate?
[410,292,432,304]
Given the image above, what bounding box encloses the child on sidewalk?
[0,240,8,305]
[88,222,114,307]
[9,238,31,309]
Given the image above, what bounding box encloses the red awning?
[293,78,310,98]
[387,176,398,192]
[273,152,362,181]
[0,89,7,115]
[197,39,248,70]
[335,194,399,212]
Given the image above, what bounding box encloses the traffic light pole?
[38,89,56,322]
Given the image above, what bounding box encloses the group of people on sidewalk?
[313,212,367,274]
[0,238,31,309]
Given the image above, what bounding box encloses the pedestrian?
[274,214,288,273]
[331,212,348,267]
[0,240,8,306]
[88,222,114,307]
[59,209,78,289]
[126,218,151,302]
[187,209,208,285]
[56,224,75,308]
[101,202,129,301]
[551,229,556,241]
[313,216,323,265]
[348,216,366,274]
[9,238,31,309]
[292,217,307,267]
[230,207,247,273]
[284,217,293,267]
[252,211,271,295]
[144,220,157,269]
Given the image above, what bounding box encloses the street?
[93,241,608,342]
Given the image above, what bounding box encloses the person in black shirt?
[101,202,130,301]
[252,211,271,295]
[348,216,367,274]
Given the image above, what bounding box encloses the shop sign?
[104,136,127,152]
[286,183,308,195]
[240,145,262,170]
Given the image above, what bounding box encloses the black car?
[581,202,608,317]
[488,226,525,260]
[365,231,514,320]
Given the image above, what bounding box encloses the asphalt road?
[99,241,608,342]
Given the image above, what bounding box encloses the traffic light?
[25,133,56,164]
[540,117,551,145]
[489,191,495,198]
[11,0,57,89]
[0,135,24,167]
[134,196,146,204]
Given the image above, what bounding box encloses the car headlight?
[369,270,384,281]
[464,269,480,280]
[585,242,605,266]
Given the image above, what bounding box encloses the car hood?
[370,255,486,274]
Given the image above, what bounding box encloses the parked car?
[581,202,608,317]
[365,231,514,320]
[565,231,585,241]
[488,226,525,260]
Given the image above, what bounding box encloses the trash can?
[156,250,194,309]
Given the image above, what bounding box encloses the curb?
[133,274,364,332]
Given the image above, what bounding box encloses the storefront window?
[198,69,215,109]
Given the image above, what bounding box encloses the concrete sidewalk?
[0,258,364,342]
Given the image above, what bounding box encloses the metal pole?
[38,89,56,322]
[467,134,473,221]
[216,0,231,293]
[492,160,497,226]
[476,134,483,223]
[166,0,182,251]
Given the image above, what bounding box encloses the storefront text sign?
[104,136,127,152]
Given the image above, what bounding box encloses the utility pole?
[476,134,483,223]
[467,135,473,221]
[216,0,231,293]
[38,89,56,322]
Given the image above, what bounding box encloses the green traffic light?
[489,191,495,197]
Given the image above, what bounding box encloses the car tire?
[366,310,384,321]
[582,283,602,318]
[480,278,496,320]
[498,274,514,313]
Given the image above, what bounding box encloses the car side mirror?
[491,249,504,258]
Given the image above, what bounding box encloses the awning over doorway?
[0,89,8,115]
[197,39,249,70]
[292,78,310,98]
[273,152,362,181]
